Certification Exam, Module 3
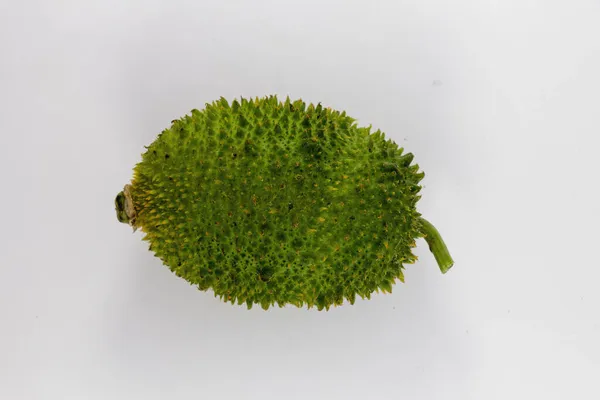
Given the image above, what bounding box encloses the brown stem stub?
[123,184,137,230]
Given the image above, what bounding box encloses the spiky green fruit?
[116,96,453,310]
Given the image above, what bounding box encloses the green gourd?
[115,96,453,310]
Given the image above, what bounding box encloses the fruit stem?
[418,218,454,274]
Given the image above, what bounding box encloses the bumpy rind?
[128,96,425,310]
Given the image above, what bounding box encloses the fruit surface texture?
[116,96,453,310]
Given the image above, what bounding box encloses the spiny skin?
[120,96,445,310]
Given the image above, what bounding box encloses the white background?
[2,1,599,399]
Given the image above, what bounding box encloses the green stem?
[419,218,454,274]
